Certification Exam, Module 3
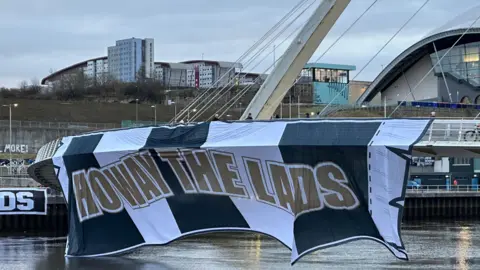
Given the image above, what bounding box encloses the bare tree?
[29,78,42,93]
[53,70,87,100]
[19,80,28,91]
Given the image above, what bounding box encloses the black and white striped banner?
[49,119,431,264]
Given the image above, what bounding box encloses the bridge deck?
[414,119,480,156]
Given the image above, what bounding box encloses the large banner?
[47,119,431,264]
[0,188,47,215]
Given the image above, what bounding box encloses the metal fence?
[0,120,118,130]
[406,185,480,192]
[0,176,40,188]
[0,172,63,197]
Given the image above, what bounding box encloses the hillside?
[0,97,478,125]
[0,98,196,124]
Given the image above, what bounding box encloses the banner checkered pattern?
[34,119,432,264]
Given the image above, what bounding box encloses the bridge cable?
[170,0,308,123]
[299,0,380,85]
[191,1,317,121]
[256,0,382,117]
[171,0,310,122]
[170,0,310,123]
[211,0,380,121]
[213,65,278,120]
[187,0,314,122]
[388,13,480,118]
[318,0,430,116]
[194,1,315,120]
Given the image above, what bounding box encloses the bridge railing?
[406,185,480,193]
[420,119,480,143]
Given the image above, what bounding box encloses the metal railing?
[419,119,480,143]
[0,175,63,197]
[35,139,61,163]
[0,120,118,130]
[0,177,40,188]
[406,185,480,193]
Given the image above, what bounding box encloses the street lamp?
[151,105,157,125]
[188,108,197,123]
[134,99,139,125]
[168,101,177,123]
[2,103,18,174]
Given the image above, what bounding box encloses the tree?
[53,70,87,100]
[19,80,28,91]
[29,78,42,94]
[136,65,147,84]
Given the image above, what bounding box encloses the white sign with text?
[1,144,29,153]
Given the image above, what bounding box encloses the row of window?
[453,157,471,165]
[430,41,480,86]
[300,68,349,83]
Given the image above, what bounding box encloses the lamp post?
[2,103,18,175]
[135,99,139,124]
[297,95,300,118]
[188,108,197,123]
[169,101,177,123]
[151,105,157,125]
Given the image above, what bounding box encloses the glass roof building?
[357,5,480,105]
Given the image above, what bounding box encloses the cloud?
[0,0,478,88]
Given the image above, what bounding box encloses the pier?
[404,185,480,221]
[0,191,66,235]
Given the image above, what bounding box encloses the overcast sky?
[0,0,478,88]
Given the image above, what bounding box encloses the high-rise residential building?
[107,37,155,82]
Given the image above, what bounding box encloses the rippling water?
[0,221,479,270]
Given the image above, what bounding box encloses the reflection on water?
[457,226,471,270]
[0,222,479,270]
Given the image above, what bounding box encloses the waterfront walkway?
[42,185,480,204]
[406,185,480,198]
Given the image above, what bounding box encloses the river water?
[0,221,479,270]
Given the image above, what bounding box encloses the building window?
[430,41,480,87]
[313,68,349,83]
[453,157,470,166]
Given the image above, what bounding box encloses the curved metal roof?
[41,56,107,85]
[356,5,480,104]
[426,5,480,37]
[180,60,243,69]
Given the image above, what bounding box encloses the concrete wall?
[382,55,438,104]
[438,75,480,103]
[0,125,95,157]
[349,80,371,104]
